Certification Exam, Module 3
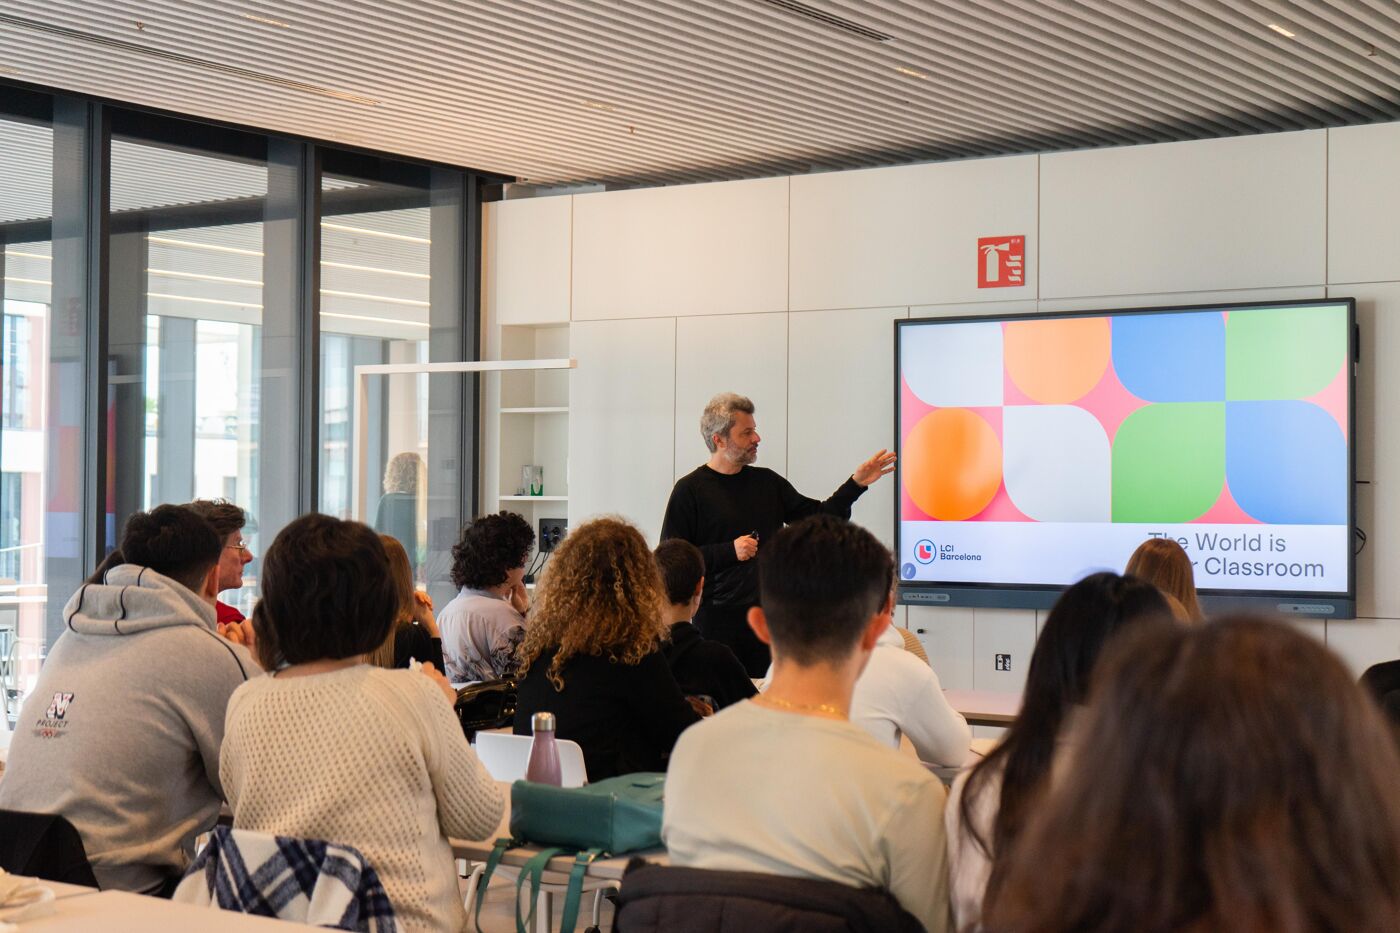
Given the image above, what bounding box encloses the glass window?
[106,128,297,620]
[0,105,63,715]
[318,162,472,606]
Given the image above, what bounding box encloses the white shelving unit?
[484,323,572,566]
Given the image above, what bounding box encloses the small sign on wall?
[977,235,1025,288]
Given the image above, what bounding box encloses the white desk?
[19,890,319,930]
[944,689,1020,726]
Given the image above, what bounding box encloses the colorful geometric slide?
[900,305,1348,525]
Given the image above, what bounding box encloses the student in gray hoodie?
[0,505,259,894]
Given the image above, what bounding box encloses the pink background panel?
[1301,359,1348,443]
[1190,478,1261,524]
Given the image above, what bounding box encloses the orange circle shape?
[1004,317,1111,404]
[903,409,1002,521]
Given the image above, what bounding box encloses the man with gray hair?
[660,392,896,675]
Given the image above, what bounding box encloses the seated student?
[185,498,254,626]
[513,517,701,780]
[0,505,259,894]
[984,617,1400,933]
[437,511,534,682]
[220,514,502,933]
[1125,536,1202,623]
[663,515,951,933]
[654,538,757,711]
[945,573,1173,931]
[367,534,445,671]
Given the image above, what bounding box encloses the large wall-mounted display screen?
[895,299,1355,616]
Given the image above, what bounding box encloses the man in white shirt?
[852,626,970,766]
[663,515,951,933]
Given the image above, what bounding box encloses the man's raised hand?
[853,449,898,487]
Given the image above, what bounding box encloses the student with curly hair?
[436,511,535,682]
[513,517,702,780]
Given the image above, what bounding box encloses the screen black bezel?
[893,297,1358,618]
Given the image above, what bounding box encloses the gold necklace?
[756,694,847,718]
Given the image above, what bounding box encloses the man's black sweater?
[659,464,867,612]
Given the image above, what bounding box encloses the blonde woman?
[1126,537,1203,623]
[368,534,444,671]
[513,517,702,780]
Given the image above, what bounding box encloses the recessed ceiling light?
[0,66,21,75]
[242,12,292,28]
[582,99,616,112]
[1268,23,1296,38]
[895,65,929,79]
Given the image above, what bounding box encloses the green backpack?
[473,772,666,933]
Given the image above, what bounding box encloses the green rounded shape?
[1112,403,1225,523]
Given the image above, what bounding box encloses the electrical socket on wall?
[539,518,567,552]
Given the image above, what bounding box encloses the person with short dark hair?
[654,539,756,711]
[437,511,535,682]
[663,515,950,933]
[0,505,259,894]
[221,513,503,933]
[984,617,1400,933]
[945,572,1174,930]
[185,498,253,626]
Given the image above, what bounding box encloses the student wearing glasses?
[186,499,254,630]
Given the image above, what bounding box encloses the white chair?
[464,732,614,931]
[474,731,588,788]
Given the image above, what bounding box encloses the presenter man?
[660,392,896,675]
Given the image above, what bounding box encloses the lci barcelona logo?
[914,539,937,565]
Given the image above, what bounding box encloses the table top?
[19,890,319,931]
[450,783,666,881]
[944,689,1021,725]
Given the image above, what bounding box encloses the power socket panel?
[538,518,568,552]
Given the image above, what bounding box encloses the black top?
[392,622,445,672]
[664,622,758,710]
[660,465,866,610]
[513,647,701,781]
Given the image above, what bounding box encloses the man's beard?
[726,444,758,466]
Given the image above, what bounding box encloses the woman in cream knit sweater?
[221,513,503,933]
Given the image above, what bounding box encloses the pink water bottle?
[525,711,563,786]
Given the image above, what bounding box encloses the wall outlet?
[539,518,567,552]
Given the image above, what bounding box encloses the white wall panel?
[790,156,1037,311]
[1329,123,1400,285]
[572,178,788,321]
[1041,131,1326,299]
[909,606,975,691]
[1035,286,1325,316]
[789,307,906,548]
[1340,282,1400,619]
[569,318,676,543]
[1326,618,1400,678]
[673,313,789,481]
[484,197,572,326]
[972,609,1036,693]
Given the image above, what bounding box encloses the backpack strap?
[515,846,566,933]
[556,848,604,933]
[474,837,518,933]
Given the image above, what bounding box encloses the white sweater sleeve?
[414,676,504,841]
[895,654,972,768]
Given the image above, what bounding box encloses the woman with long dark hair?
[984,617,1400,933]
[945,572,1173,929]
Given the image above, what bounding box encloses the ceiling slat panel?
[0,0,1396,187]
